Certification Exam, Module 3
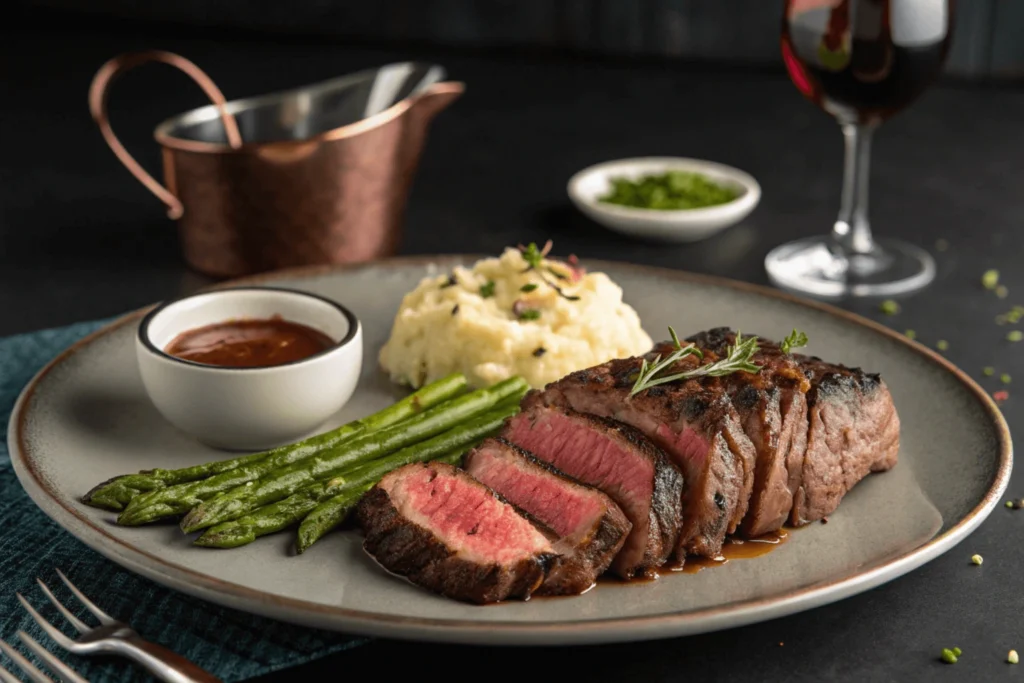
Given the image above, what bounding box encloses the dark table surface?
[4,9,1024,683]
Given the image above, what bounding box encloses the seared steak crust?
[356,462,558,604]
[501,405,683,576]
[527,355,756,560]
[465,437,631,594]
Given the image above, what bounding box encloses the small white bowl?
[136,286,363,450]
[567,157,761,242]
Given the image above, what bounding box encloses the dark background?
[3,1,1024,681]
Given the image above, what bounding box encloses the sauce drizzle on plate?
[165,316,335,368]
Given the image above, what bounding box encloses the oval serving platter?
[7,257,1012,646]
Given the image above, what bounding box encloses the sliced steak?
[464,437,632,594]
[788,353,900,525]
[356,461,558,604]
[526,359,756,560]
[501,405,683,577]
[674,328,811,537]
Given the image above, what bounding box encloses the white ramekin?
[136,286,363,450]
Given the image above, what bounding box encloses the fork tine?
[16,594,77,650]
[36,578,90,634]
[18,632,89,683]
[0,640,54,683]
[0,663,19,683]
[54,570,114,626]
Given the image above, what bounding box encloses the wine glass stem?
[833,122,877,255]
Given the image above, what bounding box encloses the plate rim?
[6,256,1013,645]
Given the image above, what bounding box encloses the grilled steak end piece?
[356,461,558,604]
[465,436,632,595]
[790,354,900,525]
[501,404,683,578]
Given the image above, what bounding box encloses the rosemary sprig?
[780,329,808,354]
[630,327,762,397]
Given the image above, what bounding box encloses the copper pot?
[89,51,464,278]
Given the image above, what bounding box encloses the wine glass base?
[765,237,935,299]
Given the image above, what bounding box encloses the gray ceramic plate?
[7,257,1012,645]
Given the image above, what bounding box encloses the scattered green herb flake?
[1008,331,1023,342]
[984,367,995,376]
[935,238,949,252]
[1002,373,1012,385]
[520,283,538,293]
[941,648,958,664]
[1010,650,1019,665]
[518,309,541,321]
[971,554,983,566]
[953,647,963,657]
[997,285,1009,299]
[983,269,1000,290]
[879,299,900,316]
[1007,500,1015,508]
[479,281,496,298]
[904,330,916,340]
[936,340,949,351]
[598,170,739,211]
[780,329,809,354]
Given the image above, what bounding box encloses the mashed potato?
[379,246,652,389]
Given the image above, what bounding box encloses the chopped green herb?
[518,309,541,321]
[997,285,1009,299]
[780,329,809,354]
[879,299,900,316]
[1002,373,1012,385]
[936,340,949,351]
[941,648,958,664]
[984,367,995,376]
[983,269,1000,290]
[953,647,963,657]
[520,283,538,293]
[904,330,916,340]
[598,170,739,211]
[1009,331,1024,342]
[971,554,983,566]
[1007,500,1015,508]
[479,281,496,298]
[1010,650,1019,665]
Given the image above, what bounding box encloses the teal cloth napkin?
[0,319,369,682]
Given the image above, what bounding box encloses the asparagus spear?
[116,374,482,526]
[295,444,468,553]
[194,404,512,549]
[180,377,528,533]
[85,372,468,511]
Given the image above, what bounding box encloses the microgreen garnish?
[905,330,917,340]
[518,240,552,271]
[520,283,538,293]
[518,309,541,321]
[941,648,958,664]
[983,269,1000,290]
[1002,373,1012,385]
[1009,331,1023,342]
[629,328,761,397]
[879,299,900,315]
[479,281,496,298]
[779,329,808,354]
[936,340,949,351]
[984,367,995,376]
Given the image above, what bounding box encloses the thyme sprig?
[630,327,762,396]
[780,329,808,354]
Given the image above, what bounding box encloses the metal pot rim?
[152,61,452,154]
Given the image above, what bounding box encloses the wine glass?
[765,0,954,298]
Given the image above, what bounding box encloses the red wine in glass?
[766,0,954,297]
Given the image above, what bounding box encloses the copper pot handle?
[88,50,243,219]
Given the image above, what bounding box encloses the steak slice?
[501,405,683,577]
[788,353,900,525]
[526,358,756,560]
[356,461,558,604]
[674,327,811,537]
[464,437,632,594]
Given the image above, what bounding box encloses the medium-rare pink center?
[505,413,653,524]
[657,424,709,483]
[472,454,603,539]
[389,467,552,565]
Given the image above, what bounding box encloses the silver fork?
[16,570,222,683]
[0,631,89,683]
